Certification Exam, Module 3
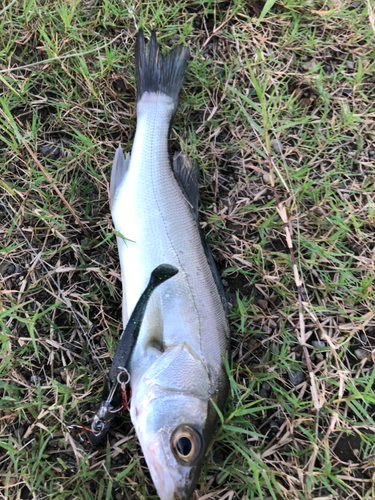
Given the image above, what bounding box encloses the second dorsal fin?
[173,152,228,314]
[172,152,199,220]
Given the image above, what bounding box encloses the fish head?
[134,393,207,499]
[130,343,219,500]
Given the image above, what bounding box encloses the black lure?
[89,263,178,445]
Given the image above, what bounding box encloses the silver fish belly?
[110,30,230,500]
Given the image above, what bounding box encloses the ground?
[0,1,375,499]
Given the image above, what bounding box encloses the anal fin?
[110,145,131,210]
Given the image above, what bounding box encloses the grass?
[0,0,375,499]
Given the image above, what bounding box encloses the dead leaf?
[311,9,338,16]
[302,58,318,71]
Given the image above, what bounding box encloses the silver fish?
[110,30,230,500]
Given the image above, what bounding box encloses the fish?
[109,30,230,500]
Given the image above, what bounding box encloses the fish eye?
[171,425,202,464]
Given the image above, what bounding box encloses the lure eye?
[171,425,202,464]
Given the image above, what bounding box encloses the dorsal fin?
[200,232,229,315]
[173,152,228,314]
[173,152,199,220]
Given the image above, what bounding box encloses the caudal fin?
[135,30,190,112]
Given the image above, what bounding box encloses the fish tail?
[135,30,190,112]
